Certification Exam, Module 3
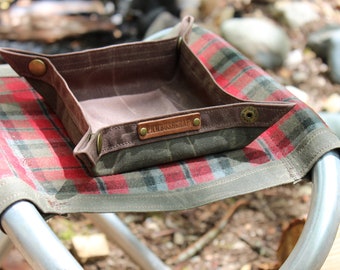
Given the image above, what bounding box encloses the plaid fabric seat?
[0,25,339,215]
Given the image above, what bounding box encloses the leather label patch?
[138,113,201,140]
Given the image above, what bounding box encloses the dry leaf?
[276,218,306,266]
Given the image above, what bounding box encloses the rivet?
[193,117,201,126]
[28,59,47,76]
[139,127,148,137]
[96,133,102,155]
[241,106,259,123]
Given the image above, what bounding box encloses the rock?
[200,0,227,18]
[144,11,180,39]
[135,6,166,38]
[322,93,340,113]
[177,0,201,18]
[307,25,340,84]
[144,217,161,231]
[285,49,303,68]
[291,71,308,84]
[128,0,180,38]
[307,25,340,62]
[71,233,110,263]
[199,0,234,35]
[328,31,340,84]
[240,263,252,270]
[221,18,290,69]
[285,85,309,104]
[173,232,185,245]
[272,1,319,28]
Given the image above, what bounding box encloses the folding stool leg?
[85,213,170,270]
[1,201,83,270]
[281,150,340,270]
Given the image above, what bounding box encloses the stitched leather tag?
[138,113,201,140]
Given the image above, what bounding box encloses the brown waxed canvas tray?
[0,16,294,176]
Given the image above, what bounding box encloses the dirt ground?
[0,182,313,270]
[1,1,340,270]
[80,183,313,270]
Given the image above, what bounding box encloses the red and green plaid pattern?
[0,26,339,214]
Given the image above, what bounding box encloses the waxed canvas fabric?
[0,24,339,215]
[0,17,293,177]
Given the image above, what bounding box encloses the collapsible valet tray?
[0,17,294,176]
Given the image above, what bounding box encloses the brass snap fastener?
[28,59,47,76]
[241,106,259,123]
[96,133,103,155]
[193,117,201,127]
[139,127,148,137]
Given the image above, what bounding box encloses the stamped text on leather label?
[138,113,201,140]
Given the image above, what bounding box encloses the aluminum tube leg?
[1,201,83,270]
[85,213,170,270]
[281,151,340,270]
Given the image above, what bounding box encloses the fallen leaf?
[277,218,306,266]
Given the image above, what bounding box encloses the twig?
[252,192,277,221]
[166,199,249,265]
[237,234,275,258]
